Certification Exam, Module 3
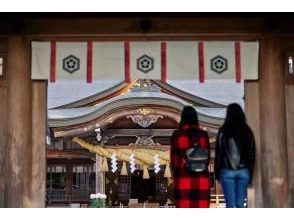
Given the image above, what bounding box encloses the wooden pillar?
[285,85,294,207]
[0,84,8,207]
[259,36,290,207]
[6,37,33,207]
[0,39,8,208]
[31,81,47,207]
[66,162,73,204]
[96,154,105,194]
[244,81,263,207]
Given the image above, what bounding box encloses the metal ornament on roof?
[127,115,163,128]
[95,128,101,142]
[134,136,155,146]
[129,79,161,93]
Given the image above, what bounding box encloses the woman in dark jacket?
[170,106,211,208]
[214,103,255,208]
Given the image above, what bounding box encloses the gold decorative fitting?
[106,117,114,123]
[113,178,118,185]
[54,131,62,137]
[209,137,216,143]
[136,108,154,116]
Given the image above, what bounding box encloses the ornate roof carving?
[129,79,161,93]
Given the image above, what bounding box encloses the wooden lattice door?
[155,165,168,205]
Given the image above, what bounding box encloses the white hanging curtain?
[31,41,259,83]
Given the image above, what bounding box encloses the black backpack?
[184,141,209,173]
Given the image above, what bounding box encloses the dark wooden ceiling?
[0,12,293,19]
[0,12,294,19]
[0,12,294,36]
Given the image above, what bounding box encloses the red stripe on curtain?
[161,42,167,83]
[87,41,93,83]
[50,41,56,82]
[124,42,130,83]
[198,42,205,83]
[235,42,242,83]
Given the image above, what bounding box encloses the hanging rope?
[120,161,128,176]
[164,163,172,178]
[102,156,109,172]
[143,165,150,179]
[72,137,170,166]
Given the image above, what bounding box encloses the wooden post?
[31,81,47,207]
[0,85,8,207]
[0,38,8,208]
[285,85,294,207]
[244,81,263,207]
[67,162,73,204]
[259,36,290,207]
[96,154,105,194]
[6,37,33,207]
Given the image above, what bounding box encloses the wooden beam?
[47,150,94,158]
[33,35,261,42]
[6,16,294,37]
[0,17,267,36]
[259,36,290,207]
[102,129,176,137]
[103,145,170,151]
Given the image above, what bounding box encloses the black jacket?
[214,126,255,184]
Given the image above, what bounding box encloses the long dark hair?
[179,106,199,128]
[222,103,248,138]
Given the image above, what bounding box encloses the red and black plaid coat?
[170,124,211,208]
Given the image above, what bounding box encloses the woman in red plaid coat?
[170,106,211,208]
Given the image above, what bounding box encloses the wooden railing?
[128,203,160,208]
[47,194,248,208]
[210,194,226,208]
[210,194,247,208]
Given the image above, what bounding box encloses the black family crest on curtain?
[210,55,228,74]
[62,55,80,74]
[137,55,154,74]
